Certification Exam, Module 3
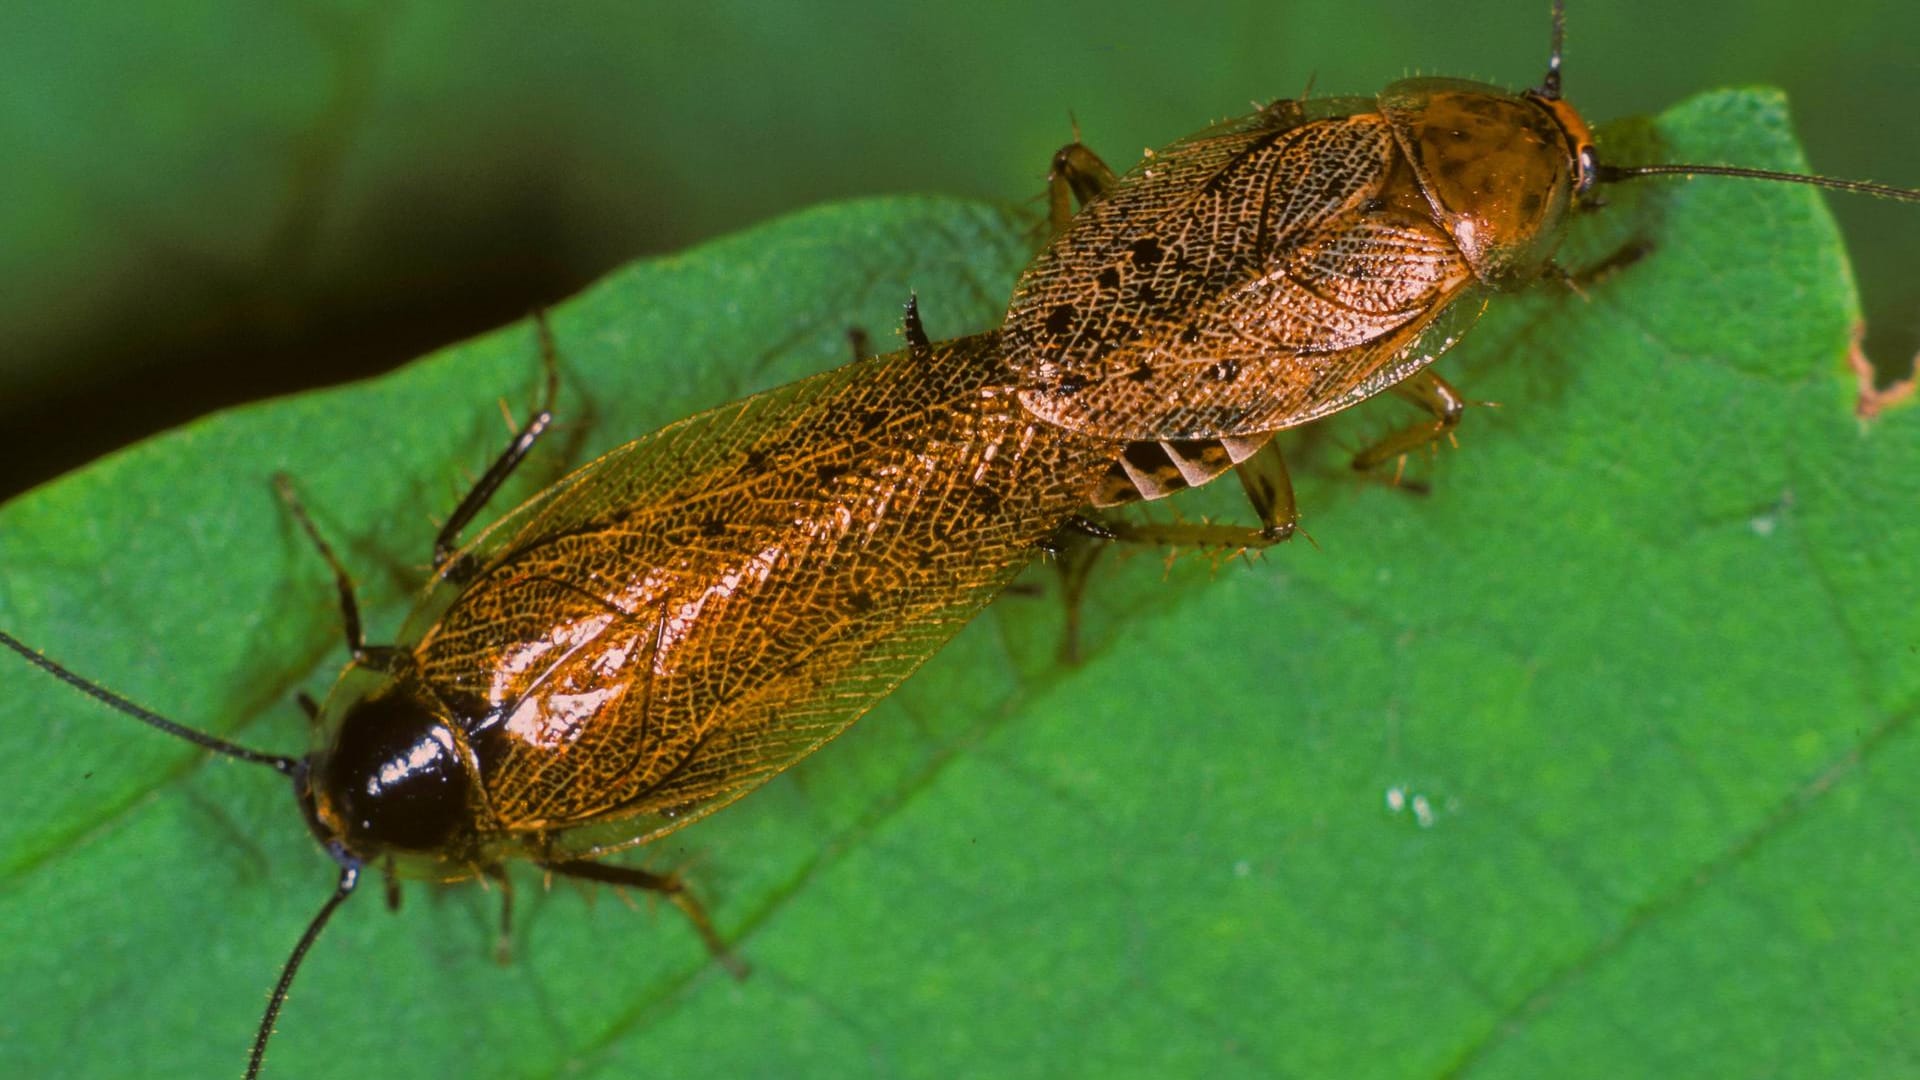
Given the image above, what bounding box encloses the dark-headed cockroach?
[0,315,1111,1078]
[6,1,1919,1075]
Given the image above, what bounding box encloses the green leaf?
[2,89,1914,1078]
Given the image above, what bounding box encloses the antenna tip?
[1540,0,1569,100]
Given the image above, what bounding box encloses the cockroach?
[1004,0,1920,544]
[0,313,1112,1078]
[7,2,1920,1075]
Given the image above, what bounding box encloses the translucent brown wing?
[1005,102,1476,441]
[399,333,1108,858]
[1111,213,1477,437]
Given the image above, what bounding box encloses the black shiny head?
[307,689,474,857]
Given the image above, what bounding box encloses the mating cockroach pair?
[4,3,1916,1074]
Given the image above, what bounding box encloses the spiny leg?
[541,859,748,978]
[1048,141,1118,234]
[273,319,560,666]
[274,473,404,673]
[1350,369,1469,472]
[1041,444,1297,664]
[434,312,563,580]
[1232,439,1297,542]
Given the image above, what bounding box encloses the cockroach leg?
[1032,513,1115,557]
[1091,441,1300,552]
[1349,369,1469,472]
[1100,518,1293,552]
[1231,440,1298,543]
[1048,142,1119,234]
[273,472,358,651]
[1571,236,1656,287]
[1045,526,1112,666]
[483,865,516,966]
[273,473,396,671]
[381,864,403,912]
[1063,513,1118,541]
[1043,453,1294,663]
[1029,515,1119,663]
[433,312,563,580]
[541,859,748,979]
[846,325,873,363]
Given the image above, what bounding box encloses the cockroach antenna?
[1594,160,1920,204]
[1539,0,1567,100]
[0,628,363,1080]
[1536,0,1920,204]
[0,629,296,773]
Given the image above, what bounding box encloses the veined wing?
[1007,103,1475,441]
[1122,212,1477,437]
[401,333,1107,855]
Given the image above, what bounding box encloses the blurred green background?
[2,0,1916,498]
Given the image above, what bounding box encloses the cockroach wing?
[1006,101,1477,442]
[398,333,1104,858]
[1137,212,1477,437]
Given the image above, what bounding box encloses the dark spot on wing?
[1046,303,1078,336]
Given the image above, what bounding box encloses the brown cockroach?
[5,1,1918,1075]
[1004,0,1919,544]
[0,311,1112,1077]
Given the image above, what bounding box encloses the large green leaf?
[1,90,1914,1078]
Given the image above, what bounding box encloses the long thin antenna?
[246,866,361,1080]
[1539,0,1567,100]
[1534,0,1920,205]
[0,629,298,774]
[1596,162,1920,204]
